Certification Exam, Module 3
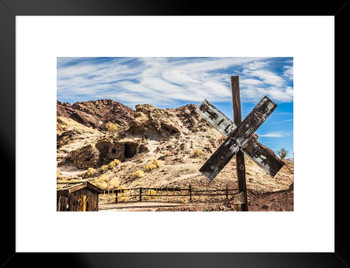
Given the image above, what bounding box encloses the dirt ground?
[247,184,294,211]
[99,184,293,212]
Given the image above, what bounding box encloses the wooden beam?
[242,139,284,177]
[198,99,235,136]
[197,99,284,177]
[199,96,277,180]
[231,76,248,211]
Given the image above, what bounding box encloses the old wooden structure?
[57,182,104,211]
[197,76,284,211]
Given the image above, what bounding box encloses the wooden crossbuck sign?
[197,76,284,211]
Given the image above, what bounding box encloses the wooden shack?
[57,182,103,211]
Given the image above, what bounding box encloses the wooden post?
[115,190,118,203]
[231,76,248,211]
[139,187,142,202]
[189,184,192,202]
[57,196,61,211]
[82,195,87,211]
[226,185,229,200]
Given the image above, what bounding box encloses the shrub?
[116,185,128,202]
[144,159,161,172]
[277,148,288,159]
[101,165,109,172]
[149,189,157,199]
[108,159,121,169]
[145,163,157,172]
[85,167,97,177]
[192,149,203,157]
[151,159,161,168]
[105,122,118,132]
[144,189,157,201]
[133,170,145,178]
[108,162,116,169]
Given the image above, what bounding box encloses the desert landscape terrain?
[57,99,293,211]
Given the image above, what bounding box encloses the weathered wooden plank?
[231,76,242,123]
[242,139,284,177]
[199,96,277,180]
[231,76,248,211]
[197,99,235,136]
[197,99,284,177]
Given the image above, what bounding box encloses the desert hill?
[57,99,135,129]
[57,99,294,211]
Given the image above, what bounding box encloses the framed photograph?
[1,0,343,267]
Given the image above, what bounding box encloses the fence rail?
[99,185,244,205]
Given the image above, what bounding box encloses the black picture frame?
[0,0,344,267]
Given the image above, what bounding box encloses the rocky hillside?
[57,99,294,210]
[57,99,135,130]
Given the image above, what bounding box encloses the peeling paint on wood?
[197,99,284,178]
[243,139,284,177]
[198,99,235,136]
[199,96,277,180]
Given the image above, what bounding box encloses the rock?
[261,205,269,210]
[128,104,181,136]
[71,144,100,169]
[57,99,135,130]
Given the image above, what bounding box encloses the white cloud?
[243,69,284,86]
[271,119,293,124]
[241,86,293,102]
[240,78,263,86]
[259,132,284,138]
[57,57,293,107]
[283,65,293,80]
[244,61,269,70]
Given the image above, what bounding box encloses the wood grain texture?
[57,188,99,211]
[197,99,235,137]
[199,96,277,180]
[231,76,248,211]
[197,99,284,177]
[231,76,242,123]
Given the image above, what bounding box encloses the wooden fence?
[99,185,245,205]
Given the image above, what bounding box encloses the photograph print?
[56,57,293,212]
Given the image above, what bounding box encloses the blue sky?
[57,57,293,157]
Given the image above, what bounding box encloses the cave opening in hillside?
[124,142,138,158]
